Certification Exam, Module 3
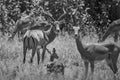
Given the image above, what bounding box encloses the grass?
[0,33,120,80]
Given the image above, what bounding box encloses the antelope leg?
[90,61,94,80]
[23,40,27,64]
[37,48,40,65]
[42,45,47,62]
[46,48,51,54]
[30,48,36,63]
[114,32,119,42]
[83,60,89,80]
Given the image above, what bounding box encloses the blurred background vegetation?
[0,0,120,80]
[0,0,120,38]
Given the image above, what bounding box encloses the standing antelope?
[23,24,57,64]
[23,10,66,64]
[73,26,120,80]
[100,18,120,42]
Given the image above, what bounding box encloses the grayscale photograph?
[0,0,120,80]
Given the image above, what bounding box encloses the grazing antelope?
[73,26,120,80]
[100,19,120,42]
[8,14,35,41]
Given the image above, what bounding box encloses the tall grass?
[0,33,120,80]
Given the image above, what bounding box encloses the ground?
[0,33,120,80]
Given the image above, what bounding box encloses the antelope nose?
[74,34,77,38]
[56,30,60,33]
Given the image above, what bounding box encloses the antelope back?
[24,30,45,42]
[16,17,32,30]
[100,19,120,42]
[101,29,112,42]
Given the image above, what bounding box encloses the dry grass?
[0,33,120,80]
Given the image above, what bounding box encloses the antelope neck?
[11,24,20,38]
[75,35,92,60]
[102,32,109,42]
[102,25,113,42]
[44,26,56,44]
[75,36,86,55]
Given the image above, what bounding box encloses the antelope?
[8,14,35,41]
[99,18,120,42]
[23,10,67,64]
[23,24,57,64]
[73,26,120,80]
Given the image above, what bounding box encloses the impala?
[23,10,66,64]
[23,24,57,64]
[8,14,35,41]
[100,18,120,42]
[73,26,120,80]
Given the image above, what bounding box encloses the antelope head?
[42,7,67,33]
[73,26,80,38]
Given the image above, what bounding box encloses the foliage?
[83,0,120,38]
[0,0,120,38]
